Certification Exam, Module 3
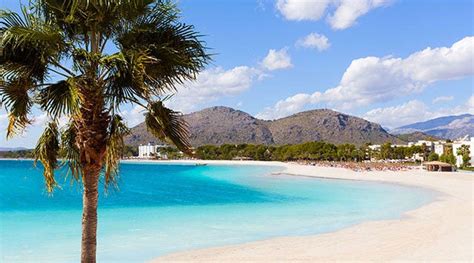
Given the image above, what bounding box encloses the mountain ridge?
[125,106,404,147]
[391,114,474,139]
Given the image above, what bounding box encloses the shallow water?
[0,160,437,262]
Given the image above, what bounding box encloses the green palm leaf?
[38,78,80,118]
[145,101,192,155]
[34,121,60,193]
[104,115,130,188]
[60,122,81,182]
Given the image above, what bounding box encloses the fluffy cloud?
[121,105,146,127]
[120,48,293,120]
[327,0,390,29]
[261,48,293,71]
[257,36,474,118]
[122,66,262,124]
[276,0,391,29]
[256,93,320,119]
[164,66,264,113]
[323,36,473,108]
[276,0,331,21]
[364,96,474,128]
[363,100,430,128]
[432,96,454,104]
[296,33,330,51]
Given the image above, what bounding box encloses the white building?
[434,143,445,156]
[452,136,474,167]
[138,143,168,158]
[368,145,381,151]
[408,140,435,151]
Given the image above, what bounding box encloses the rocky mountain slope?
[391,114,473,140]
[395,132,443,142]
[125,106,403,147]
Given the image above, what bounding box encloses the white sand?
[142,160,473,262]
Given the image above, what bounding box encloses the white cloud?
[364,96,474,128]
[256,92,321,119]
[257,36,474,118]
[276,0,391,30]
[432,96,454,104]
[121,104,146,127]
[327,0,391,30]
[296,33,330,51]
[323,36,473,108]
[364,100,431,128]
[276,0,331,21]
[261,48,293,71]
[165,66,264,113]
[121,48,293,116]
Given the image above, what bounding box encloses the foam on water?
[0,160,437,262]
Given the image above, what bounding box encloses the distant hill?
[266,109,401,145]
[0,147,28,152]
[127,107,274,146]
[125,106,403,147]
[391,114,474,139]
[395,132,443,143]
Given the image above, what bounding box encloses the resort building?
[138,143,168,158]
[452,136,474,167]
[368,145,381,151]
[434,142,446,156]
[408,140,435,151]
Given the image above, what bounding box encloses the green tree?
[440,153,456,166]
[380,142,393,160]
[456,145,471,167]
[0,1,209,262]
[428,152,439,161]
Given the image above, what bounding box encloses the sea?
[0,160,437,262]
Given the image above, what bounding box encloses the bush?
[439,153,456,165]
[428,152,439,161]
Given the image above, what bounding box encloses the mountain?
[391,114,474,140]
[0,147,28,152]
[266,109,401,145]
[395,132,443,143]
[125,106,403,147]
[127,107,274,146]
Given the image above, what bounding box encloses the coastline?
[147,160,473,262]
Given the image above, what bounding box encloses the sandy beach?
[144,160,474,262]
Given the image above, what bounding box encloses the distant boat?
[195,163,207,166]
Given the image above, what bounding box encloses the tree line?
[194,142,435,162]
[2,142,466,167]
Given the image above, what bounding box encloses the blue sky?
[1,0,473,148]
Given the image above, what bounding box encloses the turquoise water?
[0,160,437,262]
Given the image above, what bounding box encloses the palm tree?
[0,1,209,262]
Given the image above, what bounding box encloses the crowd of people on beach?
[294,160,420,172]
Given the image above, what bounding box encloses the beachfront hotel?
[138,143,168,159]
[369,136,474,167]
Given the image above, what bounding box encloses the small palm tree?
[0,1,209,262]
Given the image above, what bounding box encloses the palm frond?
[145,101,192,155]
[60,122,81,182]
[116,1,210,93]
[104,115,130,188]
[103,50,157,108]
[34,121,60,193]
[1,9,66,81]
[38,78,80,118]
[38,0,156,42]
[0,77,33,138]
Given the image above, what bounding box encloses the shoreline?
[148,160,473,262]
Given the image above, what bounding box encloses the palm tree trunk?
[81,164,100,263]
[77,86,108,262]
